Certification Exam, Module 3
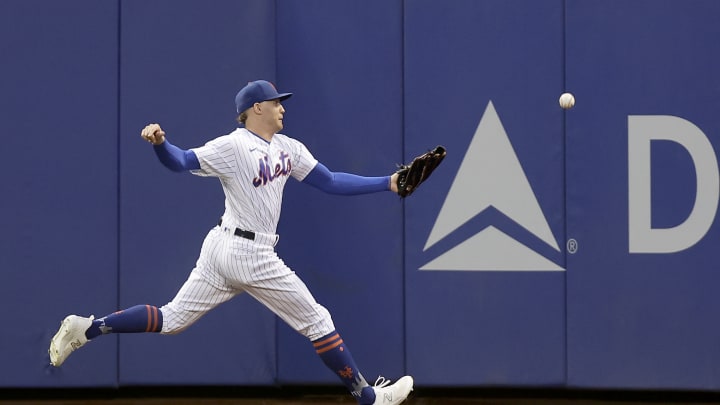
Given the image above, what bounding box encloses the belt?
[218,219,255,241]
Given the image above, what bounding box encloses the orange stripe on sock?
[145,305,152,332]
[152,306,159,332]
[149,306,155,332]
[313,333,340,348]
[316,339,344,354]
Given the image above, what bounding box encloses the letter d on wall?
[628,115,719,253]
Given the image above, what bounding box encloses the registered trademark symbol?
[567,238,578,254]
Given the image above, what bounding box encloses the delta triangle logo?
[420,101,564,271]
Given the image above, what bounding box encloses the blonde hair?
[236,111,249,124]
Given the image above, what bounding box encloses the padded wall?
[275,0,405,384]
[0,0,119,387]
[404,0,566,386]
[565,0,720,390]
[3,0,720,391]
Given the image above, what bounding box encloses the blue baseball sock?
[313,331,375,405]
[85,305,163,340]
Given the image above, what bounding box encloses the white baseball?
[559,92,575,109]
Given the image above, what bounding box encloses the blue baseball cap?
[235,80,293,113]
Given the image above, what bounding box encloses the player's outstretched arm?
[140,123,200,172]
[303,162,394,195]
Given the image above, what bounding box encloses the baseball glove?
[395,145,447,198]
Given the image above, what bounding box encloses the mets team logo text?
[253,151,292,187]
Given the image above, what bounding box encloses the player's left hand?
[141,123,166,145]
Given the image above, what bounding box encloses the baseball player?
[49,80,413,405]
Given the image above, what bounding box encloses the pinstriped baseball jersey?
[159,127,335,340]
[190,128,318,234]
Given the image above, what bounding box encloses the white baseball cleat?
[372,375,414,405]
[48,315,94,367]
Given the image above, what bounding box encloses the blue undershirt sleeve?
[152,140,200,172]
[302,162,390,195]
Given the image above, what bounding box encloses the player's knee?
[158,304,195,335]
[298,307,335,341]
[161,324,189,335]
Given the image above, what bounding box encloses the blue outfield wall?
[2,0,720,391]
[565,0,720,390]
[403,0,566,386]
[0,0,120,387]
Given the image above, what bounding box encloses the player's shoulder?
[272,132,292,143]
[190,129,245,156]
[273,132,305,148]
[273,134,304,150]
